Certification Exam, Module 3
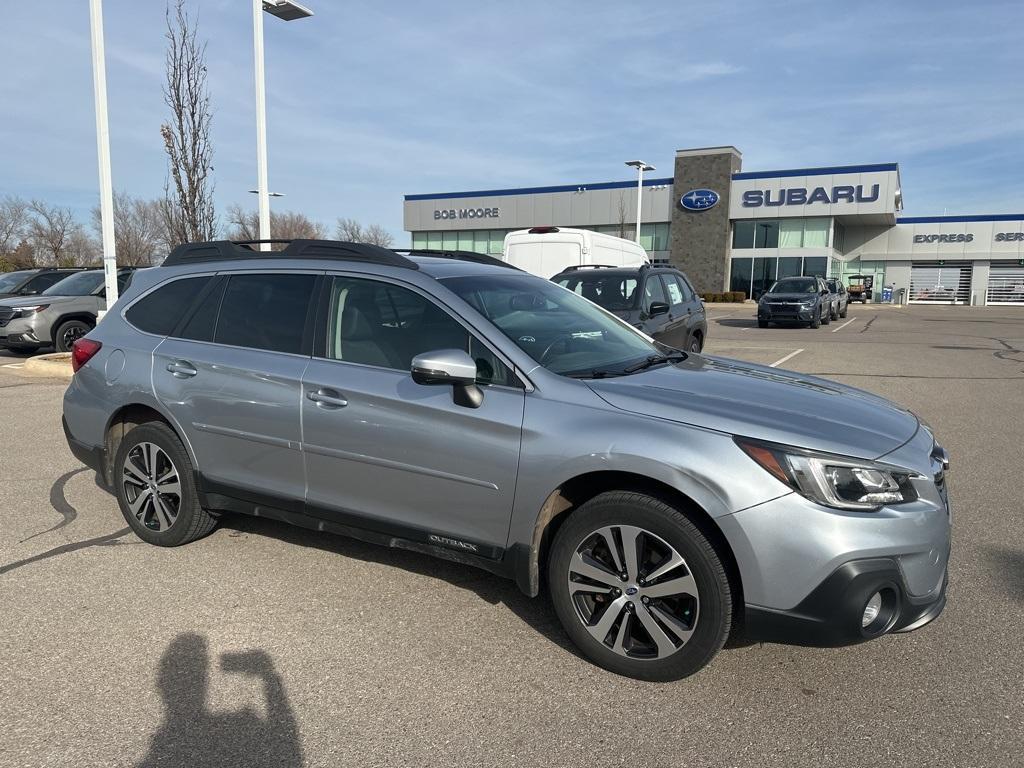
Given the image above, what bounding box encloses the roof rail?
[161,239,419,270]
[396,249,521,271]
[560,264,620,272]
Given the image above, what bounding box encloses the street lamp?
[253,0,313,251]
[88,0,118,308]
[625,160,655,245]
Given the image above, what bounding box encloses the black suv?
[552,265,708,352]
[0,268,84,299]
[757,276,832,328]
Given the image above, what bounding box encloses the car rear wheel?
[113,422,217,546]
[688,334,702,353]
[547,491,731,681]
[54,319,92,353]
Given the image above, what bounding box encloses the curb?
[22,353,73,379]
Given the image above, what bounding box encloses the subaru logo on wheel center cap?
[625,586,639,596]
[680,188,720,211]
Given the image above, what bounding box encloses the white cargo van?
[502,227,649,278]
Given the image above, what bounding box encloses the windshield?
[767,278,818,294]
[42,270,104,296]
[555,273,639,312]
[441,274,661,377]
[0,271,31,293]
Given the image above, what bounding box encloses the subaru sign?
[742,184,880,208]
[680,189,720,211]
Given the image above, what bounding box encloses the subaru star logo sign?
[680,188,720,211]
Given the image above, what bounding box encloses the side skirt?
[195,474,518,582]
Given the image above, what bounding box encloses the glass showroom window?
[777,256,802,279]
[779,220,803,248]
[730,257,753,298]
[639,223,670,252]
[733,221,756,249]
[427,231,442,250]
[411,232,428,250]
[804,219,829,247]
[803,256,828,278]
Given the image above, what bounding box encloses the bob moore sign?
[434,207,500,220]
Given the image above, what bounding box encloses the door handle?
[166,360,198,378]
[307,388,348,408]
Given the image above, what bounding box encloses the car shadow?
[715,318,756,328]
[135,633,303,768]
[217,514,580,658]
[984,545,1024,605]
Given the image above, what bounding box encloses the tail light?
[71,338,102,373]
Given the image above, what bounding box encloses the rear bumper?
[744,557,948,645]
[62,415,107,481]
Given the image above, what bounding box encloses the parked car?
[757,276,832,328]
[552,264,707,352]
[0,268,134,353]
[0,268,85,299]
[503,226,648,277]
[63,239,950,681]
[826,278,849,319]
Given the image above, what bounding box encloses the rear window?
[125,277,211,336]
[556,274,638,311]
[214,273,316,354]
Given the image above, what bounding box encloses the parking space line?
[769,349,804,368]
[2,363,24,369]
[831,317,857,333]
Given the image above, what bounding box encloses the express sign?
[741,184,880,208]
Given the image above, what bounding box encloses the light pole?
[88,0,118,308]
[253,0,312,251]
[625,160,655,245]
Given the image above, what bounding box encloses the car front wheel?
[547,491,731,681]
[54,319,92,353]
[113,421,218,546]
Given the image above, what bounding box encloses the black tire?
[113,421,217,546]
[840,304,848,318]
[5,345,39,356]
[54,319,92,353]
[688,334,702,353]
[757,320,768,328]
[547,491,731,682]
[821,307,831,325]
[830,304,839,321]
[809,311,821,329]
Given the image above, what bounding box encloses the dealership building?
[403,146,1024,305]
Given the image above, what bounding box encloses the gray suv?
[0,268,134,353]
[62,240,950,681]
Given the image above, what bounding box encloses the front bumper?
[0,318,42,347]
[743,556,948,645]
[758,304,817,322]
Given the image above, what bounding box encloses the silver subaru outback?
[62,240,950,681]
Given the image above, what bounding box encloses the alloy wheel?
[121,442,181,532]
[566,525,700,660]
[62,325,87,348]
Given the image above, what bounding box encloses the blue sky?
[1,0,1021,241]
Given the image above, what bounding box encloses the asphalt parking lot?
[2,304,1023,768]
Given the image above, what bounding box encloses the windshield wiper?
[565,369,622,379]
[622,353,687,374]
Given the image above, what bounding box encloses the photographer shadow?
[136,633,303,768]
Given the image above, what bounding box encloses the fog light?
[862,592,883,628]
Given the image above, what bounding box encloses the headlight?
[11,305,48,317]
[736,438,920,511]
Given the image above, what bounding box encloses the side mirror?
[648,301,670,317]
[20,289,38,295]
[411,349,483,408]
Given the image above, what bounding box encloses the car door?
[658,273,690,348]
[677,273,706,346]
[300,274,525,554]
[152,271,318,505]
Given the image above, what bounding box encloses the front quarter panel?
[506,375,792,551]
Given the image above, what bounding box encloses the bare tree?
[27,200,77,266]
[92,192,163,266]
[0,195,29,254]
[66,228,101,267]
[616,194,629,240]
[160,0,216,246]
[226,204,326,243]
[335,218,394,247]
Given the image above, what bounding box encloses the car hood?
[585,354,919,460]
[0,295,79,308]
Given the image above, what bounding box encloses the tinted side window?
[672,275,694,303]
[125,277,211,336]
[324,276,516,386]
[215,273,315,354]
[643,274,668,309]
[177,278,225,342]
